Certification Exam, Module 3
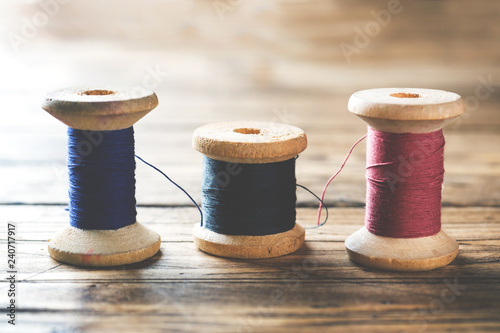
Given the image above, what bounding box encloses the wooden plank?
[3,205,500,238]
[1,53,500,207]
[3,239,499,283]
[2,204,499,332]
[5,280,500,333]
[1,206,499,282]
[1,1,500,331]
[1,129,500,206]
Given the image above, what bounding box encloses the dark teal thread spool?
[192,122,307,259]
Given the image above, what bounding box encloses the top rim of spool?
[348,88,464,121]
[42,86,159,131]
[193,121,307,163]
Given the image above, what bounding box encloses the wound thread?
[67,127,137,230]
[365,128,445,238]
[201,156,297,236]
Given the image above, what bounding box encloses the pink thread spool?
[345,88,465,271]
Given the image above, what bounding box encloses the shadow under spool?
[345,87,465,271]
[192,121,308,259]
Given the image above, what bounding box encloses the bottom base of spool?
[345,227,459,271]
[193,223,305,259]
[48,222,161,267]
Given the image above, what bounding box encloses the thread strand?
[316,134,367,226]
[135,154,203,225]
[296,184,329,228]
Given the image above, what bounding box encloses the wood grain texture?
[348,88,464,121]
[345,228,459,271]
[1,0,499,331]
[193,121,307,163]
[48,223,161,267]
[1,206,499,332]
[2,106,498,206]
[42,87,159,131]
[193,223,305,259]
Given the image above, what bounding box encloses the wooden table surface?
[1,1,499,332]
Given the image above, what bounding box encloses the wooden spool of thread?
[345,88,465,271]
[42,87,161,267]
[192,122,307,259]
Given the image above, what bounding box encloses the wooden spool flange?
[345,88,465,271]
[192,121,307,259]
[42,87,161,267]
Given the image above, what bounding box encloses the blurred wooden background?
[1,0,499,207]
[0,1,499,332]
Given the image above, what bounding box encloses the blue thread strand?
[67,127,137,230]
[134,154,203,225]
[202,157,297,236]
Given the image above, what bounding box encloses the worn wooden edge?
[193,121,307,163]
[359,115,462,134]
[345,227,459,271]
[42,86,159,130]
[193,223,305,259]
[48,222,161,267]
[348,88,464,121]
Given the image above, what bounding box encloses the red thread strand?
[365,128,445,238]
[316,134,367,225]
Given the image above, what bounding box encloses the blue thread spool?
[42,87,161,267]
[192,122,307,259]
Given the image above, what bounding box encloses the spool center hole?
[80,89,115,96]
[390,92,421,98]
[233,128,261,135]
